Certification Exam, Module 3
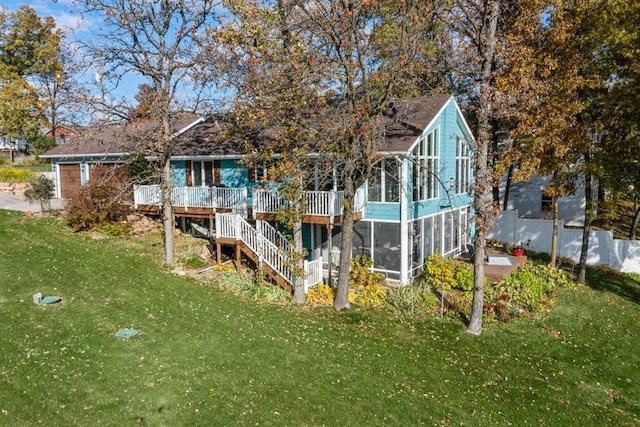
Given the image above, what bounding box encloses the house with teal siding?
[329,95,474,283]
[42,95,475,287]
[145,95,474,286]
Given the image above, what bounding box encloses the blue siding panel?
[365,203,400,221]
[221,159,249,188]
[171,161,187,187]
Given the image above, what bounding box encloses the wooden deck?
[484,252,528,283]
[254,211,363,225]
[133,185,363,224]
[136,204,241,219]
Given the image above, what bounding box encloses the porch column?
[399,158,409,285]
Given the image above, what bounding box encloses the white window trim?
[413,127,440,201]
[368,158,400,203]
[455,137,471,195]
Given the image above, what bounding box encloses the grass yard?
[0,210,639,426]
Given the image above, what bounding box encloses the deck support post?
[327,224,333,286]
[235,243,241,267]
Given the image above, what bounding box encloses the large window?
[368,158,400,203]
[412,128,439,201]
[373,222,401,273]
[248,160,279,183]
[192,160,220,186]
[455,138,471,194]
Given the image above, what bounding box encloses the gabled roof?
[40,116,202,159]
[45,125,79,138]
[171,114,271,157]
[382,94,455,153]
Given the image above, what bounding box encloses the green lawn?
[0,210,639,426]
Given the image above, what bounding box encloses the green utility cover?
[41,296,61,304]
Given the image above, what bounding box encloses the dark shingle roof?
[382,94,452,152]
[171,95,455,157]
[40,117,202,159]
[42,95,459,159]
[171,114,271,157]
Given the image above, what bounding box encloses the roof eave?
[40,152,131,159]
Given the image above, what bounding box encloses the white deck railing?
[252,187,366,221]
[134,185,248,214]
[134,185,364,223]
[216,213,323,291]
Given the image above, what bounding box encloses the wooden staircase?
[215,214,323,293]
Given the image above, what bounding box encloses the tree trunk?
[292,218,306,304]
[334,177,355,311]
[161,155,175,265]
[597,180,605,216]
[503,164,514,210]
[491,134,501,205]
[577,154,593,284]
[550,196,558,267]
[630,204,640,240]
[467,0,500,337]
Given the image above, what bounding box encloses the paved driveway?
[0,193,41,213]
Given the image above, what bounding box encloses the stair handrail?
[256,220,293,254]
[215,213,324,290]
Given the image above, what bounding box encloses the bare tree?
[73,0,220,264]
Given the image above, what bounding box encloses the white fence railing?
[134,185,247,214]
[304,258,323,293]
[216,213,324,291]
[252,187,366,221]
[257,220,292,254]
[488,209,640,273]
[134,185,161,206]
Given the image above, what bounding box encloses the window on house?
[542,191,553,211]
[192,160,220,186]
[368,158,400,203]
[412,128,439,201]
[249,160,277,182]
[444,211,459,255]
[384,158,400,202]
[368,163,382,201]
[248,161,268,182]
[373,222,401,272]
[455,137,471,194]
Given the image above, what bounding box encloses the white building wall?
[501,175,586,226]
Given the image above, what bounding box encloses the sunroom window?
[412,128,439,201]
[455,137,471,194]
[368,158,399,203]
